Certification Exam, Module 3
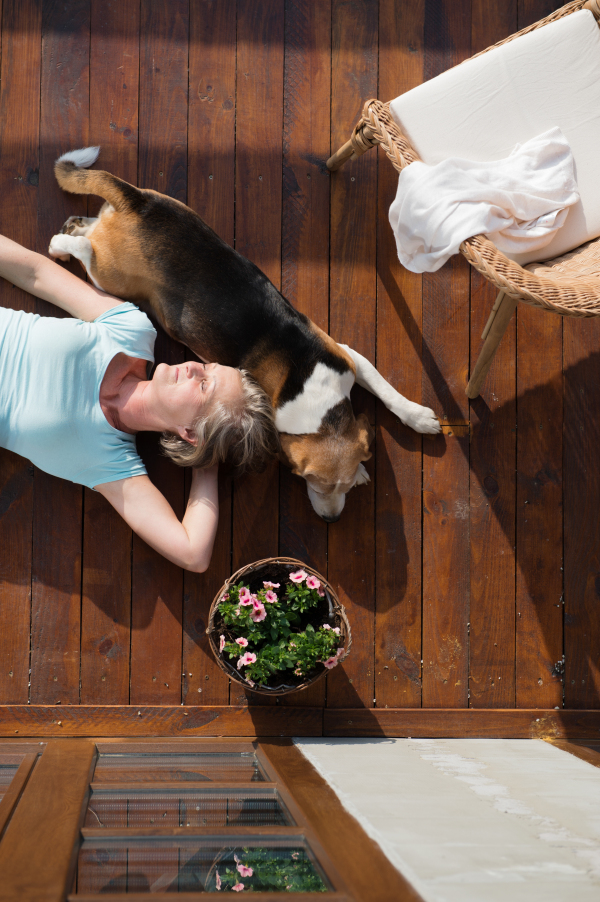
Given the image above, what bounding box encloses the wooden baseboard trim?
[0,706,323,737]
[1,707,599,740]
[324,708,600,739]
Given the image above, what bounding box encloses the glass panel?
[77,838,330,894]
[93,752,266,783]
[0,764,20,805]
[85,788,293,828]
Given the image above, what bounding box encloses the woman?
[0,234,278,572]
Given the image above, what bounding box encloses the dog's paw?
[48,235,71,261]
[397,401,441,435]
[61,216,84,236]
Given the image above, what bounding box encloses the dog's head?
[279,403,374,521]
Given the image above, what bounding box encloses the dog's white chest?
[275,363,355,434]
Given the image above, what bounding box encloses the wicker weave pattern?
[350,0,600,318]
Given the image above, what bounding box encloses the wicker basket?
[206,557,352,696]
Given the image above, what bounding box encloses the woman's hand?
[0,233,124,321]
[95,465,220,572]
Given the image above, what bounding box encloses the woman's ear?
[175,425,198,445]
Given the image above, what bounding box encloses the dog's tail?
[54,147,143,213]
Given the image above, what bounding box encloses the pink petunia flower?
[237,863,253,878]
[306,575,320,590]
[232,884,245,892]
[323,655,340,669]
[322,624,331,630]
[236,637,248,647]
[333,626,341,635]
[221,592,229,602]
[235,607,241,616]
[289,569,308,583]
[264,590,278,604]
[317,585,325,596]
[237,652,257,669]
[251,603,266,622]
[246,678,255,688]
[215,869,221,890]
[263,581,280,588]
[238,590,255,607]
[219,634,226,653]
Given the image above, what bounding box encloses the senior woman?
[0,234,278,572]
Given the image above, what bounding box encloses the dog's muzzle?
[306,484,346,522]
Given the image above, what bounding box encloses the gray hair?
[160,369,279,476]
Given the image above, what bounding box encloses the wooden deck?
[0,0,599,735]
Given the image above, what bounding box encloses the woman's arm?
[0,234,124,321]
[95,466,220,572]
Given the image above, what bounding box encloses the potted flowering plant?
[207,557,351,695]
[206,846,327,893]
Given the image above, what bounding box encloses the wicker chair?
[327,0,600,398]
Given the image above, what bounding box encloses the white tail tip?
[55,146,100,169]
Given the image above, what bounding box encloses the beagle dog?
[49,147,440,521]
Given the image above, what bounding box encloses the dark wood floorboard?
[0,0,597,715]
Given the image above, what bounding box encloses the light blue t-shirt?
[0,302,157,489]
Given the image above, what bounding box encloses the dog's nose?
[321,512,341,523]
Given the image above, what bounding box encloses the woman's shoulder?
[93,302,157,361]
[93,301,156,332]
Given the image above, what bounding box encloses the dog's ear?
[278,433,309,477]
[356,413,374,460]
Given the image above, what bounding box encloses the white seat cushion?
[389,9,600,266]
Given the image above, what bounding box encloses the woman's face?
[151,361,243,440]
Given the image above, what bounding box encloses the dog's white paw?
[48,235,71,261]
[396,401,441,435]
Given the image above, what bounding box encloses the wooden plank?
[468,0,518,708]
[0,740,95,902]
[0,0,41,705]
[515,306,563,708]
[183,0,237,708]
[324,708,600,739]
[563,319,600,709]
[79,0,141,705]
[421,0,471,425]
[327,0,378,710]
[375,0,424,710]
[130,0,189,706]
[513,4,564,710]
[547,740,600,769]
[70,895,350,902]
[0,706,323,737]
[262,741,423,902]
[419,0,471,711]
[82,825,305,838]
[30,0,91,706]
[278,0,331,709]
[231,0,284,705]
[89,782,276,790]
[422,426,469,706]
[94,739,256,751]
[0,753,37,839]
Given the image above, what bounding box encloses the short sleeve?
[75,432,149,490]
[93,302,156,363]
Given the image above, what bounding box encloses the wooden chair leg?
[327,124,377,171]
[466,291,518,399]
[326,137,356,171]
